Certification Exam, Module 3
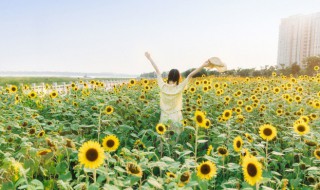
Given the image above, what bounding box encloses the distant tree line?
[139,56,320,78]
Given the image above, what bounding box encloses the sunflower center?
[247,163,257,177]
[316,150,320,157]
[128,164,140,174]
[200,164,211,175]
[263,128,272,136]
[219,148,227,155]
[180,173,190,182]
[107,108,112,112]
[297,125,305,132]
[225,112,230,117]
[206,121,210,126]
[236,140,241,148]
[106,140,115,147]
[86,148,98,162]
[196,115,203,123]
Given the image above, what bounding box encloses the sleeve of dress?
[157,73,165,88]
[177,78,189,92]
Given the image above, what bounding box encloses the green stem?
[105,160,110,184]
[98,108,102,141]
[265,140,268,170]
[195,124,199,161]
[93,169,96,184]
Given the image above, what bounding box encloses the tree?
[291,63,301,76]
[303,56,320,75]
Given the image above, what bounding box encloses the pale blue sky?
[0,1,319,75]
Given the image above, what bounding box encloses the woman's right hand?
[145,52,151,60]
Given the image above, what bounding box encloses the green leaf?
[306,166,319,171]
[1,181,14,190]
[30,179,44,190]
[88,184,99,190]
[147,177,163,189]
[197,140,208,143]
[114,166,126,173]
[56,161,69,174]
[271,151,284,156]
[103,184,120,190]
[178,150,193,159]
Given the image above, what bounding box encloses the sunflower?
[235,107,242,114]
[37,130,45,138]
[273,87,280,94]
[102,135,120,152]
[189,86,196,93]
[314,148,320,160]
[224,96,231,102]
[194,110,206,127]
[37,149,52,156]
[129,79,136,85]
[222,110,232,121]
[276,109,283,116]
[28,91,37,99]
[242,156,262,186]
[179,171,191,185]
[206,145,213,156]
[241,148,250,158]
[236,115,245,124]
[259,124,277,141]
[105,106,114,114]
[245,105,253,112]
[50,91,58,99]
[139,94,145,100]
[233,136,243,152]
[314,66,319,71]
[166,172,177,179]
[10,85,18,93]
[309,113,318,120]
[66,139,75,149]
[244,133,253,143]
[78,141,105,169]
[156,123,166,135]
[182,119,187,126]
[293,122,310,136]
[217,146,228,157]
[126,162,143,177]
[134,139,146,149]
[203,86,209,92]
[29,128,36,135]
[197,161,217,180]
[299,116,310,124]
[204,119,211,129]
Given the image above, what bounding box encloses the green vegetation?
[0,77,130,87]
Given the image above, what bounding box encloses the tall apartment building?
[277,12,320,68]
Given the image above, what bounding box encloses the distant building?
[277,12,320,68]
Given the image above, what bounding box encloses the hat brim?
[207,57,227,72]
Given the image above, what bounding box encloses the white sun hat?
[207,57,227,72]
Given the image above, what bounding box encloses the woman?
[145,52,210,134]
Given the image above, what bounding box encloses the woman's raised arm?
[145,52,161,76]
[185,60,210,80]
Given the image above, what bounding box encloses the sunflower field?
[0,73,319,190]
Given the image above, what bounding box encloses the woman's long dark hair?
[168,69,180,85]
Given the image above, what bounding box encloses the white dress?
[157,73,189,132]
